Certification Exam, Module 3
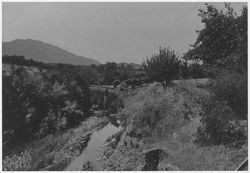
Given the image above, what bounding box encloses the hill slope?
[3,39,100,65]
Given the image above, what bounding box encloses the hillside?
[3,39,100,65]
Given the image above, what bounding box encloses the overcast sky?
[3,2,247,64]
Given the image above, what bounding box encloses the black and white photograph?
[2,1,248,171]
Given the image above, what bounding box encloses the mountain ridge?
[2,39,100,66]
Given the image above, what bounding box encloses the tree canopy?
[184,3,247,72]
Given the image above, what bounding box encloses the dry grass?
[119,82,247,170]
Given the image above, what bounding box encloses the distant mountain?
[2,39,100,66]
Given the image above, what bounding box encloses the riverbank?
[64,121,122,171]
[3,116,110,171]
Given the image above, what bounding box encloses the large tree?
[142,47,180,90]
[184,3,247,72]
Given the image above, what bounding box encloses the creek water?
[65,122,122,171]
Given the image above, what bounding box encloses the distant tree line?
[3,54,209,89]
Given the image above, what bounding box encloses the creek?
[65,119,122,171]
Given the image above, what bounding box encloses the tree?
[179,61,189,79]
[188,62,205,79]
[78,66,99,84]
[142,47,180,90]
[184,3,247,71]
[102,62,118,84]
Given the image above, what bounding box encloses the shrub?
[62,100,84,127]
[195,96,247,146]
[212,69,247,119]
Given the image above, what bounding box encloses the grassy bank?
[3,116,109,171]
[102,82,247,170]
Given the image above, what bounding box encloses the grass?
[105,81,247,171]
[124,82,202,142]
[102,82,202,170]
[3,116,109,171]
[165,142,247,170]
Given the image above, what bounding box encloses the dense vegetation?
[3,64,91,148]
[187,3,247,146]
[3,54,208,87]
[184,3,247,70]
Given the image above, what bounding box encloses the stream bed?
[65,122,122,171]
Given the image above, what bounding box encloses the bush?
[212,69,247,119]
[195,96,247,146]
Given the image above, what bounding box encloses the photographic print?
[2,1,248,171]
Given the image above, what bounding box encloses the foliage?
[3,55,147,85]
[188,63,206,79]
[3,55,50,69]
[92,62,146,85]
[195,96,247,146]
[179,61,209,79]
[186,3,248,148]
[212,69,247,119]
[142,47,181,89]
[125,76,151,86]
[102,62,119,84]
[91,90,124,114]
[184,3,247,70]
[3,64,91,147]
